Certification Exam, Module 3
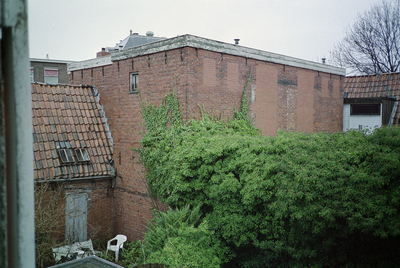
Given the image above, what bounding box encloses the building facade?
[30,58,74,84]
[68,34,346,240]
[32,83,115,243]
[343,72,400,132]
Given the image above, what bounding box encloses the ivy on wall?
[137,75,400,267]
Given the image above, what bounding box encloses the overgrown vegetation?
[137,77,400,267]
[35,183,65,268]
[140,205,229,268]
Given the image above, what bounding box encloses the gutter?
[35,175,115,185]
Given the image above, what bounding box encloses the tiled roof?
[344,72,400,125]
[344,72,400,99]
[32,83,114,181]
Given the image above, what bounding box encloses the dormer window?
[58,149,75,164]
[75,148,90,162]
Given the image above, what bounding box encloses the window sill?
[129,90,139,94]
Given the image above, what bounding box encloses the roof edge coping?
[68,55,112,72]
[114,34,345,75]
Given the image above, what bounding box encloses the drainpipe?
[388,100,398,127]
[2,0,35,267]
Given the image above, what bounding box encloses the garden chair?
[106,234,127,262]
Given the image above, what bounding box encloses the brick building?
[68,34,346,241]
[30,58,74,84]
[32,83,115,243]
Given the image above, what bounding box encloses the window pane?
[76,149,83,161]
[81,149,90,161]
[75,149,90,162]
[65,149,74,162]
[59,150,67,162]
[351,104,380,115]
[45,76,58,85]
[130,73,138,91]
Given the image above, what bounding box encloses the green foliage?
[120,241,142,267]
[141,205,230,268]
[99,251,115,263]
[138,76,400,267]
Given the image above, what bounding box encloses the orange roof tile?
[32,84,114,181]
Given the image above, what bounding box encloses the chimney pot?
[234,39,240,45]
[322,58,326,64]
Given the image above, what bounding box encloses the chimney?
[130,29,132,35]
[234,39,240,45]
[96,48,111,58]
[322,58,326,64]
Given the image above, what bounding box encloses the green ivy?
[137,75,400,267]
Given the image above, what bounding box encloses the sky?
[28,0,380,64]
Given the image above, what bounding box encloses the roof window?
[75,148,90,162]
[58,149,75,164]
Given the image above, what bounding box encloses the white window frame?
[44,68,59,85]
[129,72,139,93]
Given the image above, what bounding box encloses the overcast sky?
[28,0,380,64]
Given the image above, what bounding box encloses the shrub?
[141,205,230,268]
[138,79,400,267]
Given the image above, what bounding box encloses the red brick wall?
[62,180,114,240]
[38,179,113,243]
[70,47,344,240]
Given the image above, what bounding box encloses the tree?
[330,0,400,75]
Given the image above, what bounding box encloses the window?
[350,104,380,115]
[44,68,58,85]
[75,148,90,162]
[30,68,34,83]
[130,72,139,92]
[58,149,75,164]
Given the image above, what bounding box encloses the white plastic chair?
[106,234,127,262]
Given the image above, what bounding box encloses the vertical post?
[2,0,35,267]
[0,43,7,268]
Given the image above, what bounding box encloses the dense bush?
[141,205,230,268]
[138,83,400,267]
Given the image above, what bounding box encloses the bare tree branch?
[330,0,400,75]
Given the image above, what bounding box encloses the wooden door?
[65,193,87,243]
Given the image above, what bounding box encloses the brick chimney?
[96,48,111,58]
